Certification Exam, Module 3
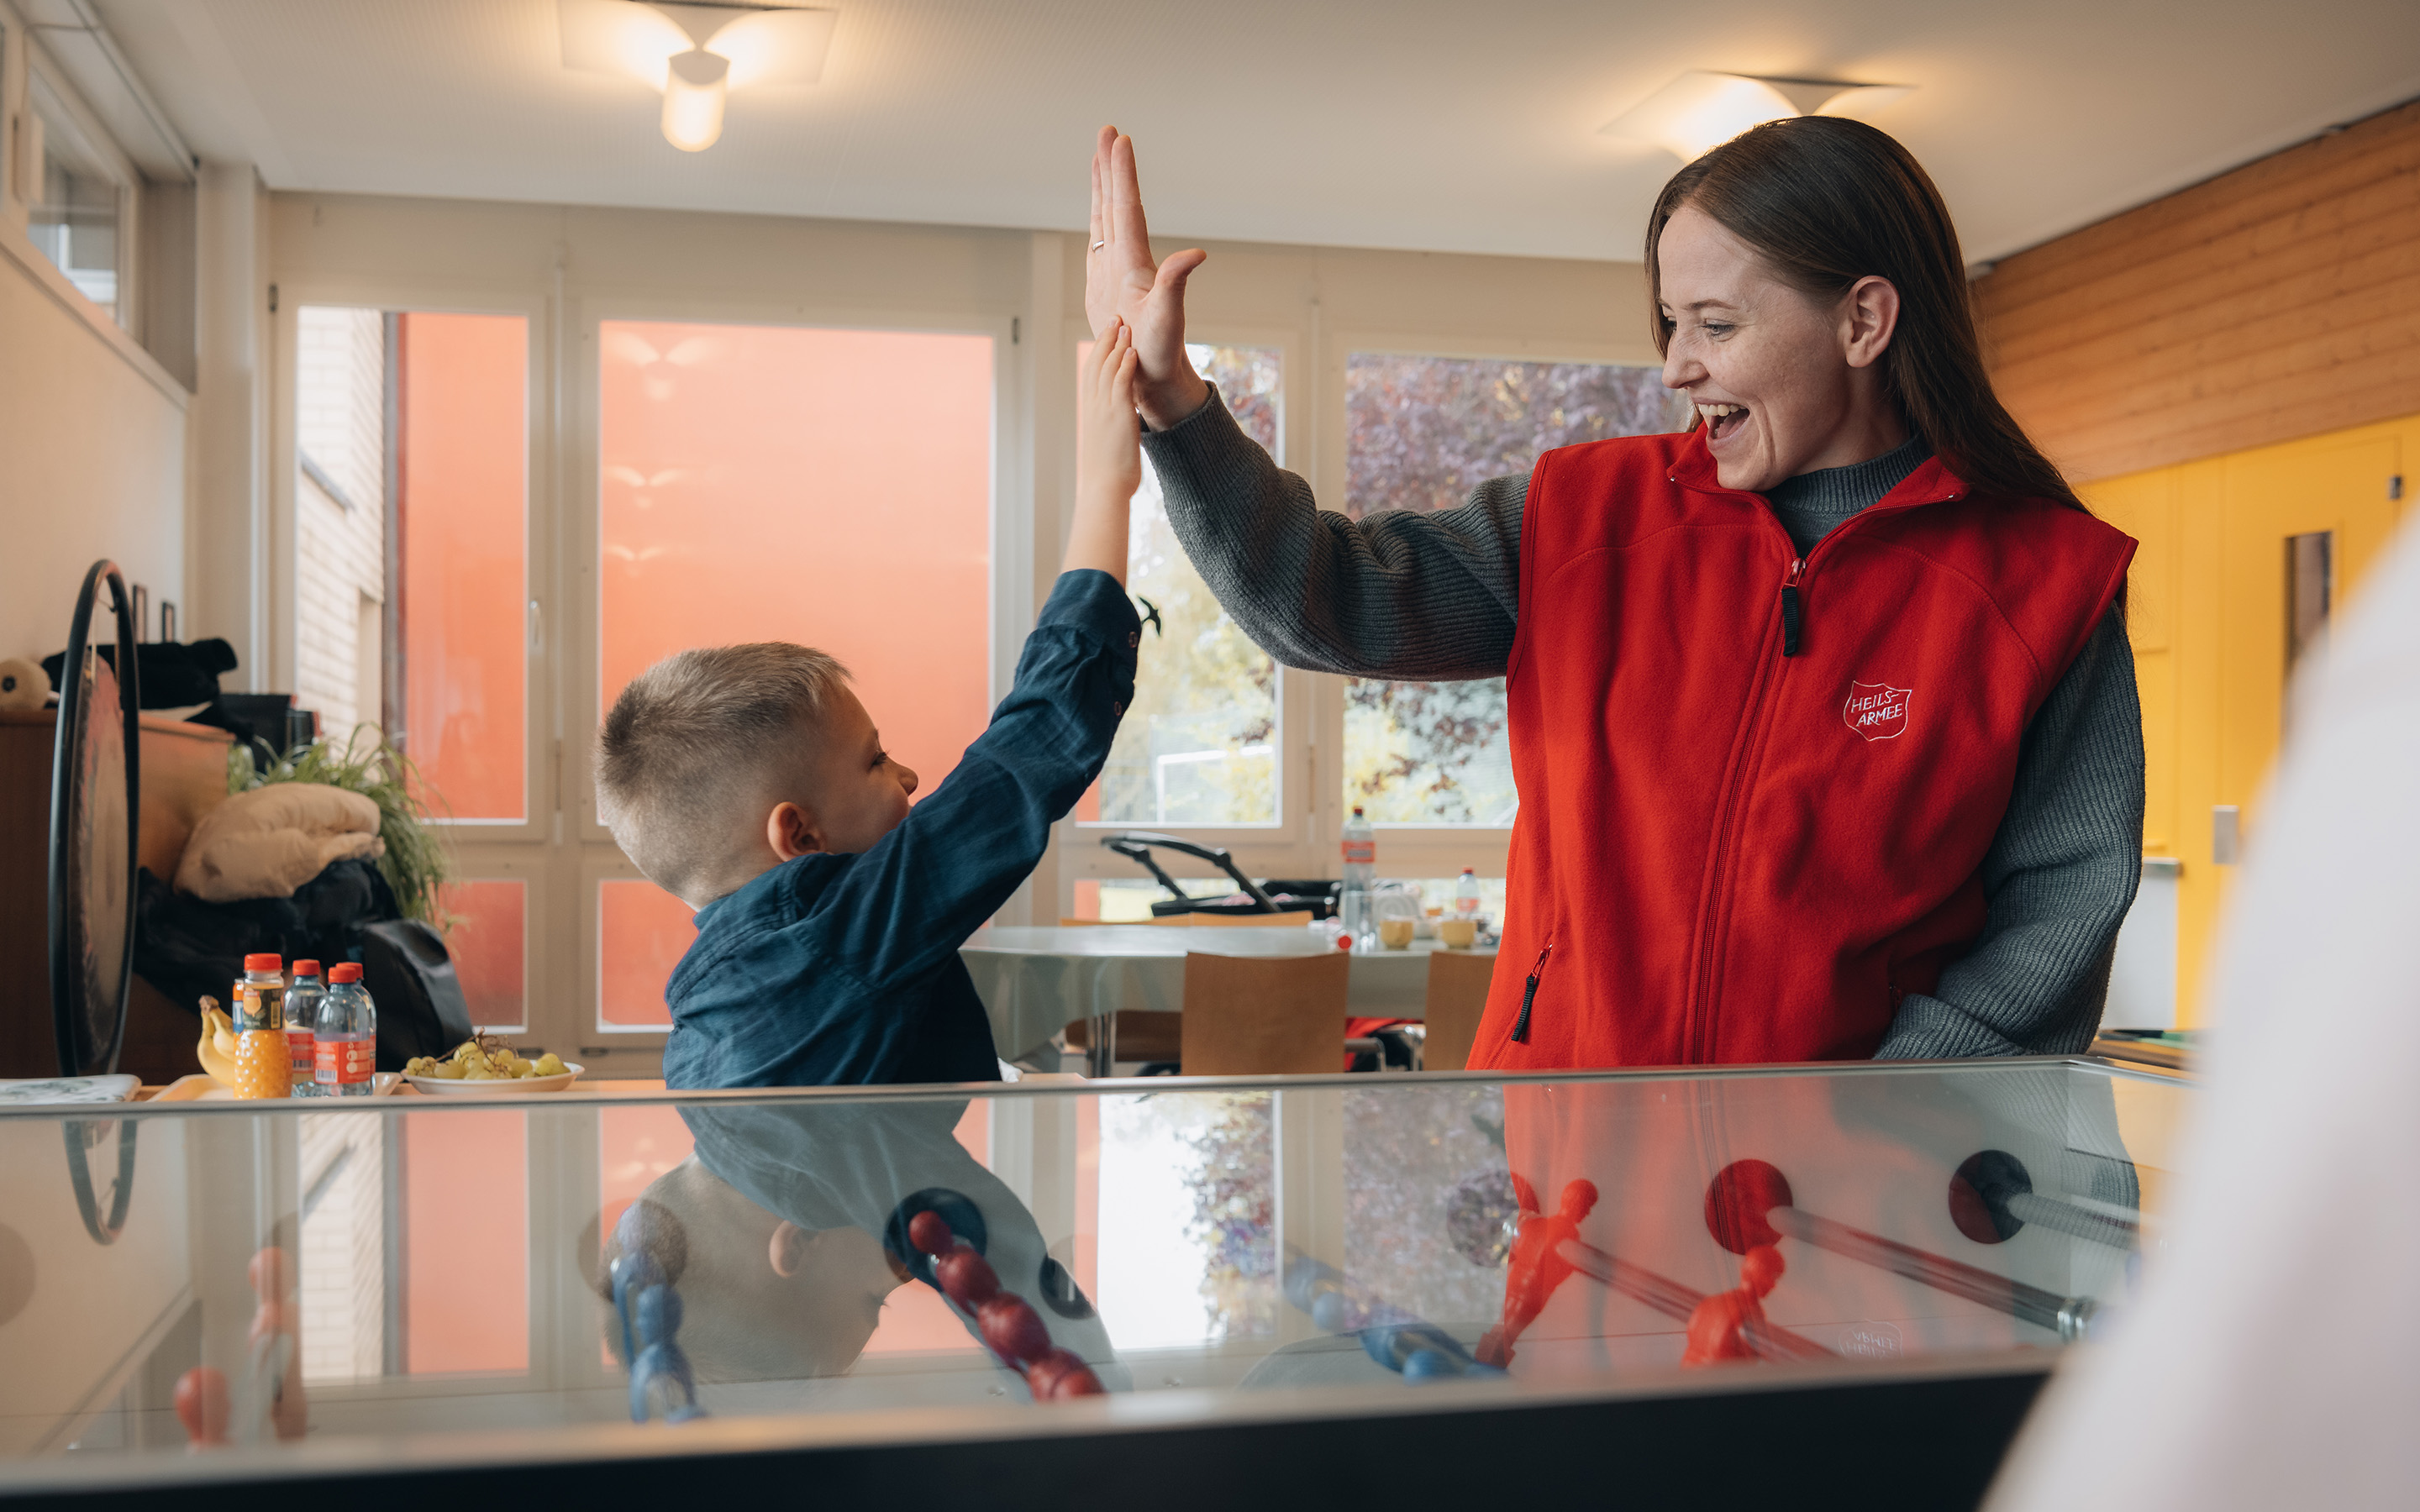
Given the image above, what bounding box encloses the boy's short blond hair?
[596,643,850,900]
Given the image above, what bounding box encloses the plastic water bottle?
[1455,869,1481,917]
[287,960,328,1098]
[313,963,378,1098]
[1341,806,1377,953]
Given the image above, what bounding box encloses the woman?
[1086,118,2143,1068]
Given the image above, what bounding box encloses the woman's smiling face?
[1656,204,1904,495]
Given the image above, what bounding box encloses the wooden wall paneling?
[1977,99,2420,484]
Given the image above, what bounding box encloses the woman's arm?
[1875,608,2146,1058]
[1144,386,1524,680]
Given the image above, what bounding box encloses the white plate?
[404,1063,584,1097]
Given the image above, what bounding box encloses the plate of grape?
[404,1036,582,1096]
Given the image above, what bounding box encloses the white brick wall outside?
[294,307,387,745]
[298,1110,387,1380]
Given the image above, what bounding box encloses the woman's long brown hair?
[1646,115,2087,514]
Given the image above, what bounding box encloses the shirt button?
[1128,632,1139,649]
[1112,701,1124,717]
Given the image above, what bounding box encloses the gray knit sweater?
[1143,391,2145,1060]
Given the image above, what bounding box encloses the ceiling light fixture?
[559,0,837,153]
[1599,71,1912,161]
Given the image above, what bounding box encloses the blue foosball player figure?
[629,1284,705,1425]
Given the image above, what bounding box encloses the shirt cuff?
[1039,568,1143,660]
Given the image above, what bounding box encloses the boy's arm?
[798,324,1144,989]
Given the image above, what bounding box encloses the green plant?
[228,725,451,925]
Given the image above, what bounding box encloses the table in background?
[960,924,1498,1066]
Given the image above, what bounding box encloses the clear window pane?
[595,321,994,1029]
[398,313,529,822]
[294,307,391,744]
[437,879,526,1032]
[26,102,121,322]
[1342,355,1687,825]
[1077,344,1281,828]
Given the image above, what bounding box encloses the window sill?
[0,218,191,408]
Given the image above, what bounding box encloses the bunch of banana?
[195,997,241,1083]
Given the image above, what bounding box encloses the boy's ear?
[766,801,825,861]
[769,1221,807,1278]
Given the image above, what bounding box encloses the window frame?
[1053,318,1321,902]
[1052,321,1675,908]
[569,294,1018,1048]
[20,37,139,332]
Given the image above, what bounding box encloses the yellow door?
[2199,431,2403,1004]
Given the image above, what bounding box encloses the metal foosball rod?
[1707,1160,2102,1342]
[1551,1234,1835,1362]
[1949,1149,2141,1252]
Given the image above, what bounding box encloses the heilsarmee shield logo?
[1844,681,1912,742]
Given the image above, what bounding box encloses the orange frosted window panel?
[597,323,992,812]
[404,1109,529,1373]
[438,879,524,1031]
[598,878,690,1029]
[399,312,527,822]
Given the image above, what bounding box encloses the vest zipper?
[1781,559,1805,656]
[1510,942,1553,1044]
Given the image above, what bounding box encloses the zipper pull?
[1781,559,1804,658]
[1511,943,1552,1044]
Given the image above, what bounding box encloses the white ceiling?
[89,0,2420,265]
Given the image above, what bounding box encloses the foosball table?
[0,1053,2187,1509]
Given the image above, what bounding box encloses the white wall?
[0,234,187,669]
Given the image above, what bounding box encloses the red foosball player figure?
[1476,1175,1598,1368]
[908,1210,1105,1400]
[1681,1243,1785,1366]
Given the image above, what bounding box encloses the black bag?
[359,920,475,1072]
[134,858,401,1015]
[43,638,238,708]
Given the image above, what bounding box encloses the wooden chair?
[1063,1011,1183,1066]
[1421,950,1499,1071]
[1179,951,1351,1075]
[1150,910,1314,929]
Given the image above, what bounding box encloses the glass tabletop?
[0,1058,2188,1488]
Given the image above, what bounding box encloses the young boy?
[596,323,1146,1088]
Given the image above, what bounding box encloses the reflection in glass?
[1086,344,1282,827]
[1342,355,1688,825]
[4,1061,2187,1470]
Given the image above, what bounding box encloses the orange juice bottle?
[229,954,292,1100]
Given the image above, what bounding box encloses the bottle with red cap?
[286,960,327,1097]
[313,963,377,1098]
[229,954,291,1100]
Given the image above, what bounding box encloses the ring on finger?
[1091,240,1107,251]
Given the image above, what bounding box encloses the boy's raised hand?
[1086,127,1209,431]
[1065,318,1140,585]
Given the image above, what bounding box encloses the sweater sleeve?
[1875,607,2146,1058]
[1141,386,1525,680]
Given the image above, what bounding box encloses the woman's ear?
[1840,275,1901,370]
[765,801,826,862]
[769,1221,807,1278]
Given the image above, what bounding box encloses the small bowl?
[405,1063,584,1097]
[1437,919,1478,949]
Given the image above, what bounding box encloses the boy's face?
[776,686,921,857]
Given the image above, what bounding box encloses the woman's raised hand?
[1087,126,1210,430]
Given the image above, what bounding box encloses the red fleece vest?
[1467,432,2134,1069]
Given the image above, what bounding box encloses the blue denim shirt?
[662,570,1139,1089]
